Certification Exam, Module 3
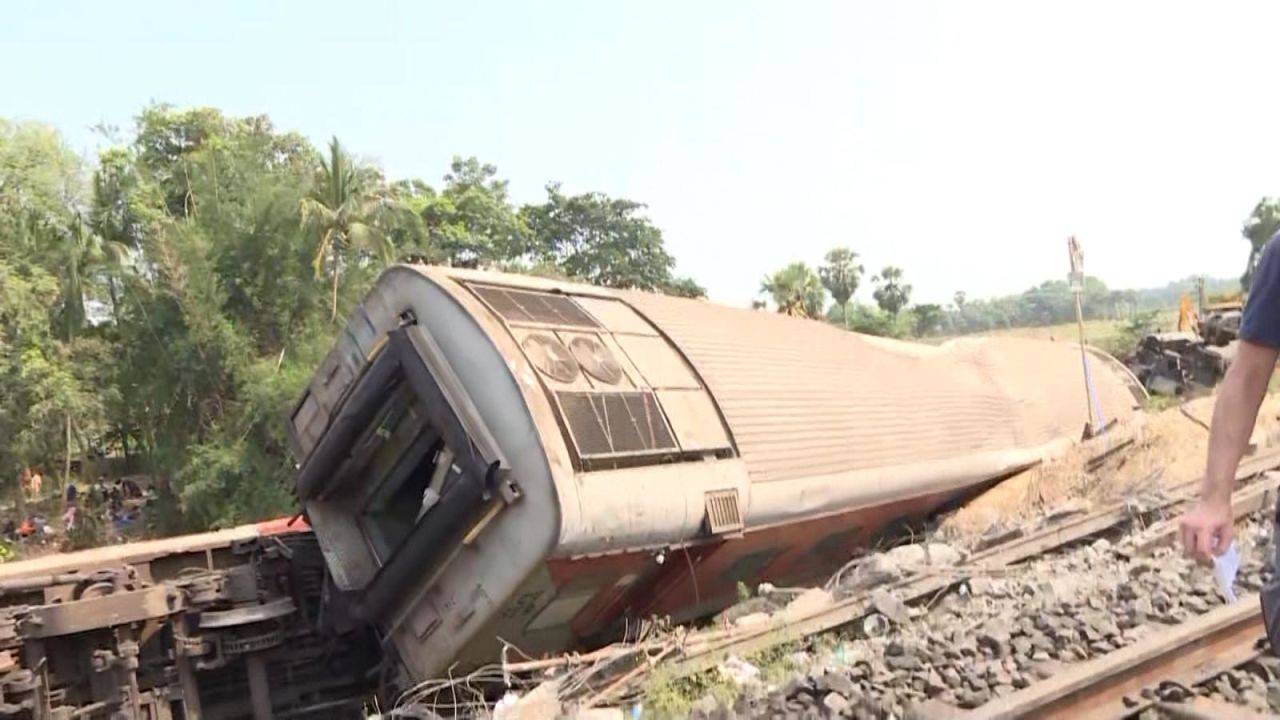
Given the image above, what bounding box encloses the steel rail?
[658,450,1280,681]
[919,597,1266,720]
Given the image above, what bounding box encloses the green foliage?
[1243,197,1280,290]
[760,262,825,318]
[818,247,864,326]
[423,157,528,267]
[911,303,946,337]
[871,266,912,318]
[0,104,700,535]
[521,182,699,294]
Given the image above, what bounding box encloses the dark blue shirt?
[1242,233,1280,347]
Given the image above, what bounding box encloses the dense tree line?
[759,255,1239,340]
[0,105,702,532]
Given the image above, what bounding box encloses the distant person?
[28,469,42,499]
[65,483,76,507]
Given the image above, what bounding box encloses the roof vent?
[704,489,744,536]
[522,334,580,383]
[570,336,624,385]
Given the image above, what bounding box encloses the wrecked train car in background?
[0,519,380,719]
[287,265,1146,694]
[1127,300,1243,396]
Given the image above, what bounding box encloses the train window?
[361,440,459,564]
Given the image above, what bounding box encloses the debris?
[781,588,833,622]
[493,681,560,720]
[731,612,771,631]
[716,655,760,687]
[823,691,852,713]
[870,588,911,625]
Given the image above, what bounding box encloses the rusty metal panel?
[612,334,701,390]
[20,585,182,638]
[574,296,659,336]
[624,293,1141,484]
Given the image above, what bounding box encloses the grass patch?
[642,664,738,719]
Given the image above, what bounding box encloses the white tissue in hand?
[1212,541,1240,603]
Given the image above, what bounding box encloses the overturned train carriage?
[0,520,380,719]
[289,265,1146,685]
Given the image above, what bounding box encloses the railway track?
[918,596,1268,719]
[482,451,1280,719]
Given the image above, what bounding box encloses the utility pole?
[1068,236,1098,437]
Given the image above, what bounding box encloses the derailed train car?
[288,265,1146,688]
[0,519,380,718]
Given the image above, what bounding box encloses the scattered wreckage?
[1125,301,1242,397]
[0,265,1146,718]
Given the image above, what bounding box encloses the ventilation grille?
[704,489,744,535]
[472,286,601,328]
[556,391,677,457]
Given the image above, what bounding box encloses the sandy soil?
[940,392,1280,542]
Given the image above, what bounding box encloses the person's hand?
[1179,498,1233,564]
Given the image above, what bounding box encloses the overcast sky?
[3,1,1276,306]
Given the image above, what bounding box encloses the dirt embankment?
[941,393,1280,542]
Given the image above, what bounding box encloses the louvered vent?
[556,391,677,457]
[704,489,743,535]
[472,286,601,328]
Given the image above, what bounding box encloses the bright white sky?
[3,1,1277,306]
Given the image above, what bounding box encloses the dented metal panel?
[623,292,1141,484]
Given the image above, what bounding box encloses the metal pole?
[1068,236,1098,436]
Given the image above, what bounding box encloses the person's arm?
[1203,339,1278,499]
[1182,237,1280,561]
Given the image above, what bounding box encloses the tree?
[521,183,689,291]
[0,103,715,536]
[818,248,864,327]
[912,303,946,337]
[300,137,389,321]
[953,291,967,310]
[421,157,526,268]
[660,276,707,299]
[761,262,826,318]
[872,266,912,319]
[1242,198,1280,290]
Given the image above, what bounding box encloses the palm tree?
[59,215,129,341]
[761,262,826,319]
[300,137,389,321]
[818,247,864,328]
[55,215,128,493]
[872,266,912,319]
